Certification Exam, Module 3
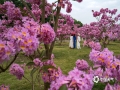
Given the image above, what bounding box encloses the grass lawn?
[0,40,120,90]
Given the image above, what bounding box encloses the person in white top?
[69,34,73,48]
[77,33,81,49]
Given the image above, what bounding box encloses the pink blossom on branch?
[9,63,24,80]
[38,23,55,44]
[88,41,101,51]
[33,58,43,67]
[49,68,94,90]
[76,59,89,70]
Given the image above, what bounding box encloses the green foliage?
[30,67,38,77]
[0,0,24,7]
[0,0,5,4]
[59,84,68,90]
[92,82,106,90]
[39,50,46,59]
[26,62,34,66]
[7,0,24,7]
[74,19,83,27]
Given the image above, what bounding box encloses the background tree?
[74,18,83,27]
[79,8,120,48]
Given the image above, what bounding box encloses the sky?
[48,0,120,24]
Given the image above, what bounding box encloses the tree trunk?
[43,0,61,90]
[102,36,108,48]
[59,35,63,45]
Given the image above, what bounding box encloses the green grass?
[0,40,120,90]
[53,42,92,74]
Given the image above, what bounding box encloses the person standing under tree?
[73,33,76,48]
[77,33,81,49]
[69,34,73,48]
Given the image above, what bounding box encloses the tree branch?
[41,0,51,59]
[20,0,37,21]
[0,66,4,73]
[4,53,19,71]
[0,53,19,73]
[49,1,61,54]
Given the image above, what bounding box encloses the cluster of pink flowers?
[116,54,120,60]
[56,26,71,37]
[54,0,82,13]
[0,1,22,20]
[89,48,114,67]
[32,54,61,83]
[105,83,120,90]
[49,68,93,90]
[51,53,55,60]
[38,23,55,44]
[43,59,56,67]
[63,14,74,26]
[83,40,88,47]
[92,8,117,17]
[26,0,53,20]
[0,40,15,63]
[5,17,40,55]
[6,6,22,20]
[41,58,62,82]
[26,0,41,4]
[48,59,93,90]
[76,0,83,2]
[76,59,89,70]
[79,24,101,40]
[31,4,41,22]
[66,2,72,13]
[33,56,56,68]
[0,1,44,59]
[33,58,43,67]
[89,48,120,83]
[49,75,66,90]
[9,63,24,80]
[42,67,62,83]
[88,41,101,51]
[0,1,23,38]
[105,25,120,40]
[45,3,53,18]
[107,32,118,40]
[56,14,76,39]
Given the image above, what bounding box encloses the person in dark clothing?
[73,34,76,48]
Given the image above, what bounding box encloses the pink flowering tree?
[79,24,101,41]
[56,14,75,45]
[92,8,120,47]
[79,8,120,48]
[56,15,82,45]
